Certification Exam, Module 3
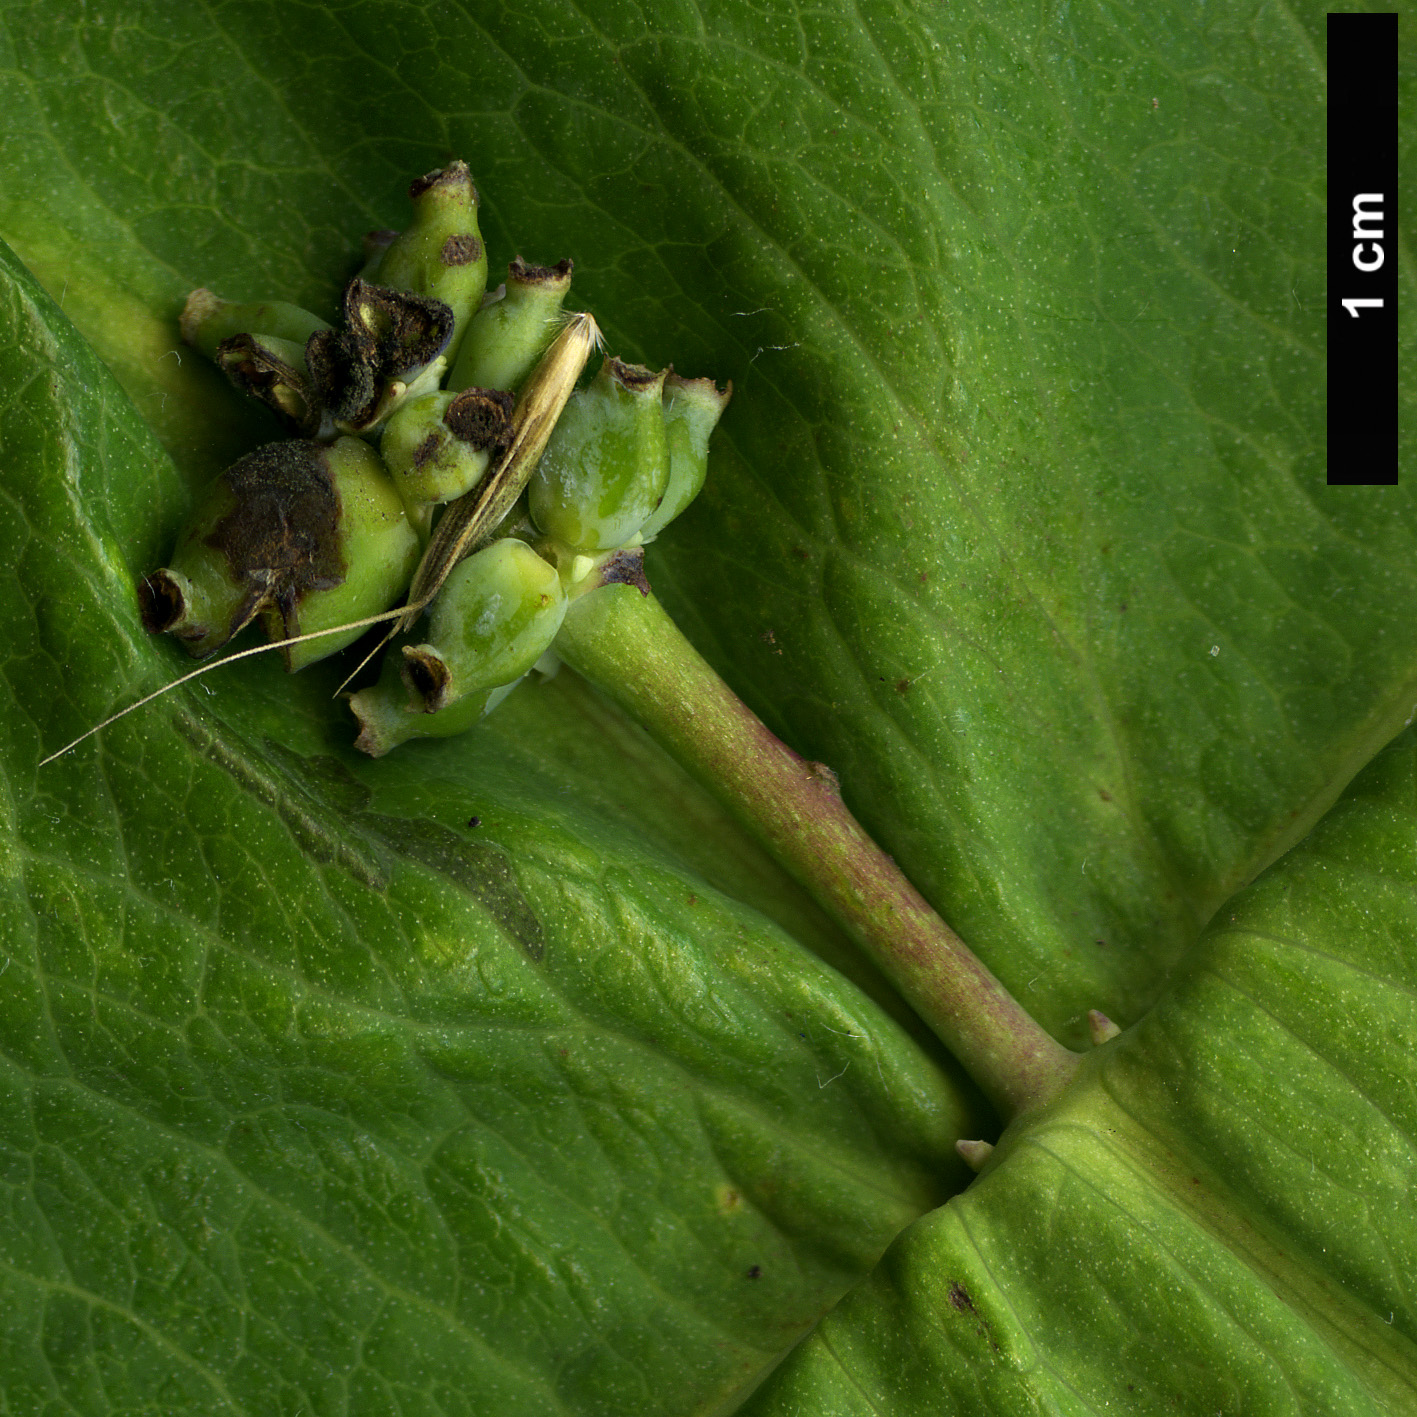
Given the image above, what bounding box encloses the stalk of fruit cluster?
[552,581,1080,1120]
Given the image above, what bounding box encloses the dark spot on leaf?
[1096,939,1107,948]
[746,1265,762,1279]
[948,1282,976,1314]
[232,745,546,961]
[895,678,911,693]
[1098,789,1112,801]
[467,816,482,829]
[173,724,389,890]
[792,546,810,560]
[440,232,483,266]
[270,751,374,814]
[361,812,547,961]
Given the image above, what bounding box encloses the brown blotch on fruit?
[947,1282,976,1314]
[444,387,515,448]
[306,279,454,426]
[207,441,345,631]
[412,431,442,470]
[402,645,453,713]
[440,232,484,267]
[606,356,662,392]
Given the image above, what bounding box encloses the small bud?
[528,357,669,553]
[379,387,513,525]
[637,373,732,541]
[305,278,453,433]
[214,333,322,436]
[180,289,330,361]
[1087,1010,1122,1046]
[955,1139,994,1172]
[372,162,488,365]
[139,437,420,670]
[401,538,566,713]
[448,257,573,393]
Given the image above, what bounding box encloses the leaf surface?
[744,725,1417,1415]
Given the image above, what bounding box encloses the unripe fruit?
[348,648,492,757]
[401,538,566,713]
[180,289,330,360]
[139,437,420,670]
[528,358,669,553]
[368,162,487,365]
[637,374,732,541]
[379,386,514,522]
[448,257,573,393]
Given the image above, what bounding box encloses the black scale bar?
[1328,12,1399,485]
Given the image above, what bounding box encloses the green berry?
[379,386,514,523]
[280,437,423,670]
[139,437,420,670]
[401,538,566,713]
[448,257,573,393]
[369,162,487,365]
[180,289,330,361]
[637,373,732,541]
[528,358,669,553]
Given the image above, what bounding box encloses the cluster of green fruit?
[139,161,729,755]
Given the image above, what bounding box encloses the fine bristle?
[38,602,414,768]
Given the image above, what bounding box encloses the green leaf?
[0,1,1413,1413]
[743,725,1417,1415]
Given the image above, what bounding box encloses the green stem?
[553,584,1080,1120]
